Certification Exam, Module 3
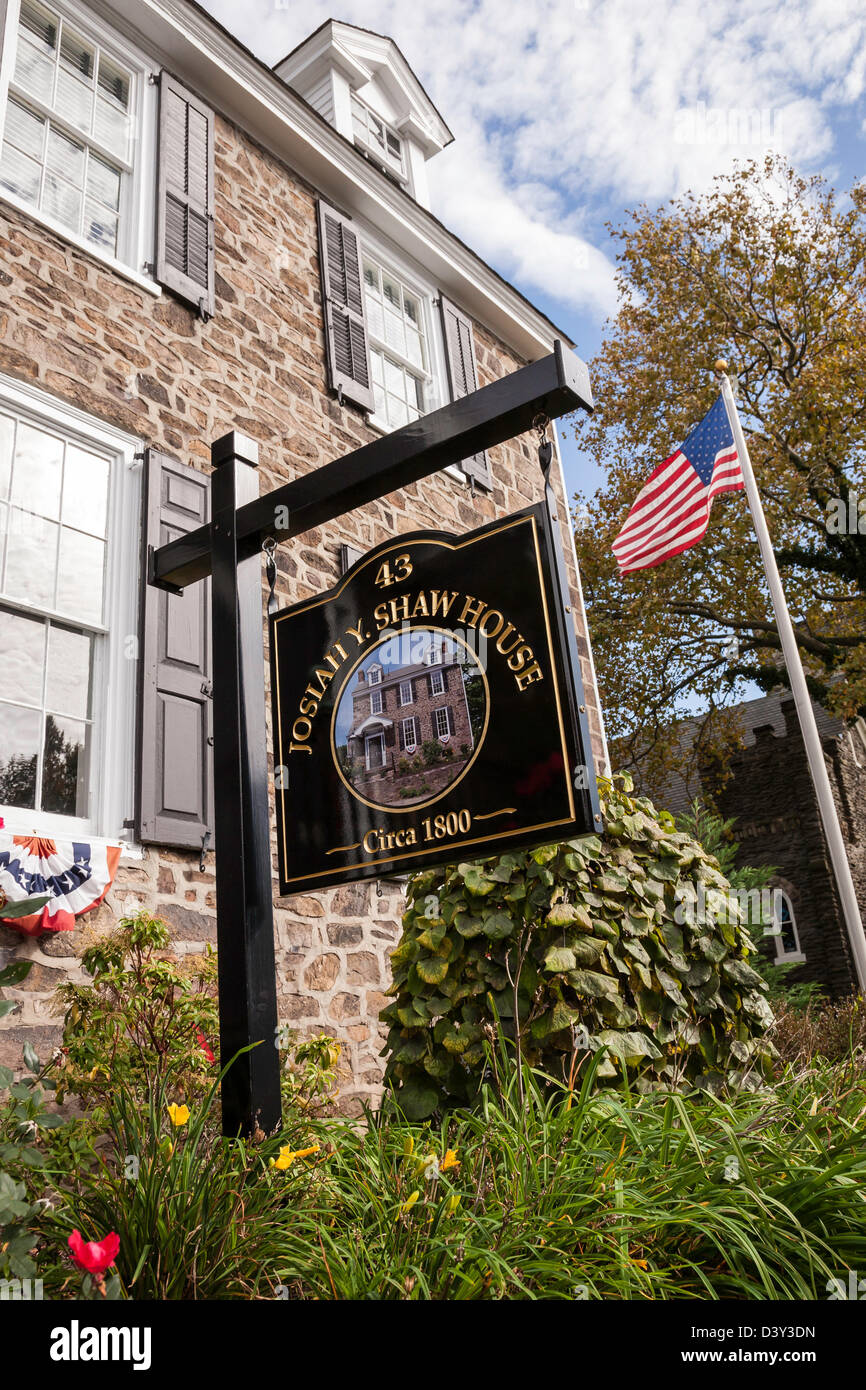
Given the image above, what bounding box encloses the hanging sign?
[270,504,598,894]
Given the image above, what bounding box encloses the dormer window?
[350,93,404,180]
[367,664,382,685]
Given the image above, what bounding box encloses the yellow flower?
[444,1193,462,1216]
[167,1103,190,1127]
[402,1134,415,1157]
[271,1143,320,1171]
[399,1190,420,1215]
[440,1148,460,1171]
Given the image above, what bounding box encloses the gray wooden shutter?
[137,451,213,848]
[317,200,375,412]
[439,295,492,490]
[155,71,215,319]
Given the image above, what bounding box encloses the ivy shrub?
[381,775,775,1118]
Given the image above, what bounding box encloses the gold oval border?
[329,624,491,815]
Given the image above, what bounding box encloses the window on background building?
[0,379,138,840]
[434,706,451,739]
[362,255,431,430]
[401,716,417,751]
[429,669,444,697]
[773,892,804,961]
[399,679,412,706]
[0,0,153,268]
[370,689,383,715]
[350,93,405,181]
[367,664,382,685]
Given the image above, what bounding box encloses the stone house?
[0,1,607,1111]
[345,634,474,784]
[638,692,866,998]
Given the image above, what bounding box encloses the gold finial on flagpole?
[714,358,728,374]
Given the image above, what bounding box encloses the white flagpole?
[715,360,866,993]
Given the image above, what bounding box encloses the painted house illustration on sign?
[0,2,608,1111]
[338,634,481,806]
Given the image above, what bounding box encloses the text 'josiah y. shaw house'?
[0,0,607,1110]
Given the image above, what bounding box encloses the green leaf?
[22,1042,40,1075]
[595,1029,662,1061]
[543,946,576,973]
[482,911,513,940]
[396,1077,438,1120]
[416,956,448,985]
[567,969,620,1000]
[0,896,50,922]
[0,959,33,986]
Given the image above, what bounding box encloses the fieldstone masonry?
[0,106,605,1113]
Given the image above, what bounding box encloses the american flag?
[612,396,744,572]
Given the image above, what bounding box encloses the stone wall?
[717,699,863,997]
[0,104,605,1112]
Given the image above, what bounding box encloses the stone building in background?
[0,4,606,1110]
[638,692,866,998]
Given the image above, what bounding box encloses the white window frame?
[434,706,451,740]
[401,715,417,752]
[350,91,405,183]
[429,668,444,697]
[370,688,383,715]
[356,220,468,484]
[0,0,158,293]
[398,678,413,706]
[367,664,382,685]
[771,890,805,964]
[0,371,141,848]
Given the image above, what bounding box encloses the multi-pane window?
[0,407,109,822]
[773,893,802,960]
[350,93,404,179]
[370,689,383,715]
[363,257,430,429]
[367,665,382,685]
[401,716,418,750]
[434,707,451,739]
[429,669,444,697]
[399,679,413,706]
[0,0,134,258]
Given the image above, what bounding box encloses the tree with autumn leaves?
[570,155,866,794]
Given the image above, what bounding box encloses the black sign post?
[149,342,595,1136]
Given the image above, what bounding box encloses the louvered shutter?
[445,705,454,736]
[317,200,375,412]
[155,72,215,319]
[137,451,214,848]
[439,295,493,490]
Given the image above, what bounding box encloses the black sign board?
[270,504,599,893]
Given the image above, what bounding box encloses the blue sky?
[200,0,866,498]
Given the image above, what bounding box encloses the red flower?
[195,1027,215,1064]
[68,1229,120,1278]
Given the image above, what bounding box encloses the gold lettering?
[459,593,486,627]
[478,608,505,639]
[515,662,544,692]
[429,589,458,618]
[345,621,365,647]
[507,642,535,673]
[389,595,410,624]
[373,603,390,630]
[298,697,318,717]
[289,742,312,755]
[495,622,522,657]
[363,828,381,853]
[411,591,430,618]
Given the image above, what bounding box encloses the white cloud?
[199,0,866,327]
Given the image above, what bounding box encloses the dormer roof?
[273,19,453,159]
